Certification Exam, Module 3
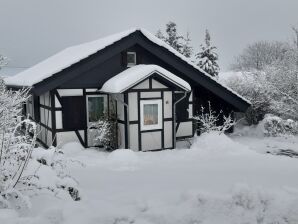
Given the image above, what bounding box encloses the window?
[127,52,136,67]
[87,95,107,123]
[140,100,162,130]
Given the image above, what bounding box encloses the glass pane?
[88,97,104,122]
[127,53,136,64]
[144,104,158,125]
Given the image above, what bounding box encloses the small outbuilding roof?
[100,64,191,93]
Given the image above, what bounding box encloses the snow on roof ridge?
[4,27,250,104]
[100,64,191,93]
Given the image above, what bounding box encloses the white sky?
[0,0,298,71]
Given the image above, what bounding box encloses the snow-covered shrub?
[0,82,36,209]
[224,72,272,124]
[90,112,117,150]
[190,130,251,155]
[0,82,81,210]
[32,147,82,201]
[193,102,236,134]
[261,114,298,136]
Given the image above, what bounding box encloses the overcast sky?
[0,0,298,71]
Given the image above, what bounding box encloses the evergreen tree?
[156,29,165,41]
[196,29,220,77]
[181,32,193,58]
[165,22,183,53]
[155,22,185,54]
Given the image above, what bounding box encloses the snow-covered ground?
[2,132,298,224]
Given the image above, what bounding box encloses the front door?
[86,95,107,146]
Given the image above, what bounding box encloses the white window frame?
[140,99,162,131]
[86,95,107,126]
[127,52,137,67]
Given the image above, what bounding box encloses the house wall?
[37,91,53,147]
[124,76,191,151]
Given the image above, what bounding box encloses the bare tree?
[231,41,289,71]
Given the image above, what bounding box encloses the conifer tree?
[196,29,220,77]
[181,32,193,58]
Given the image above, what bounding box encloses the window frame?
[127,51,137,67]
[140,99,162,131]
[86,95,107,126]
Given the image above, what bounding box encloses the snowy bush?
[261,114,298,137]
[193,102,236,134]
[32,147,82,201]
[224,72,272,124]
[0,82,81,210]
[0,82,36,209]
[90,112,117,150]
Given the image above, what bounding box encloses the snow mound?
[190,131,252,155]
[107,149,140,171]
[60,142,85,156]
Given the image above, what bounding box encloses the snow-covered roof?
[0,67,27,78]
[4,29,136,87]
[4,28,250,105]
[100,64,191,93]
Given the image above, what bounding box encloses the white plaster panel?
[40,107,45,124]
[47,110,52,128]
[176,121,193,137]
[152,79,167,89]
[46,130,52,146]
[129,124,139,151]
[116,94,125,121]
[44,92,51,107]
[164,121,173,148]
[163,91,172,118]
[132,79,149,89]
[40,126,45,143]
[140,92,161,98]
[55,96,62,107]
[118,123,126,149]
[141,131,162,151]
[189,91,193,102]
[56,111,63,129]
[128,92,138,121]
[57,89,83,96]
[86,89,98,92]
[188,104,193,118]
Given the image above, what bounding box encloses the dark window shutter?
[61,96,86,130]
[121,51,127,67]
